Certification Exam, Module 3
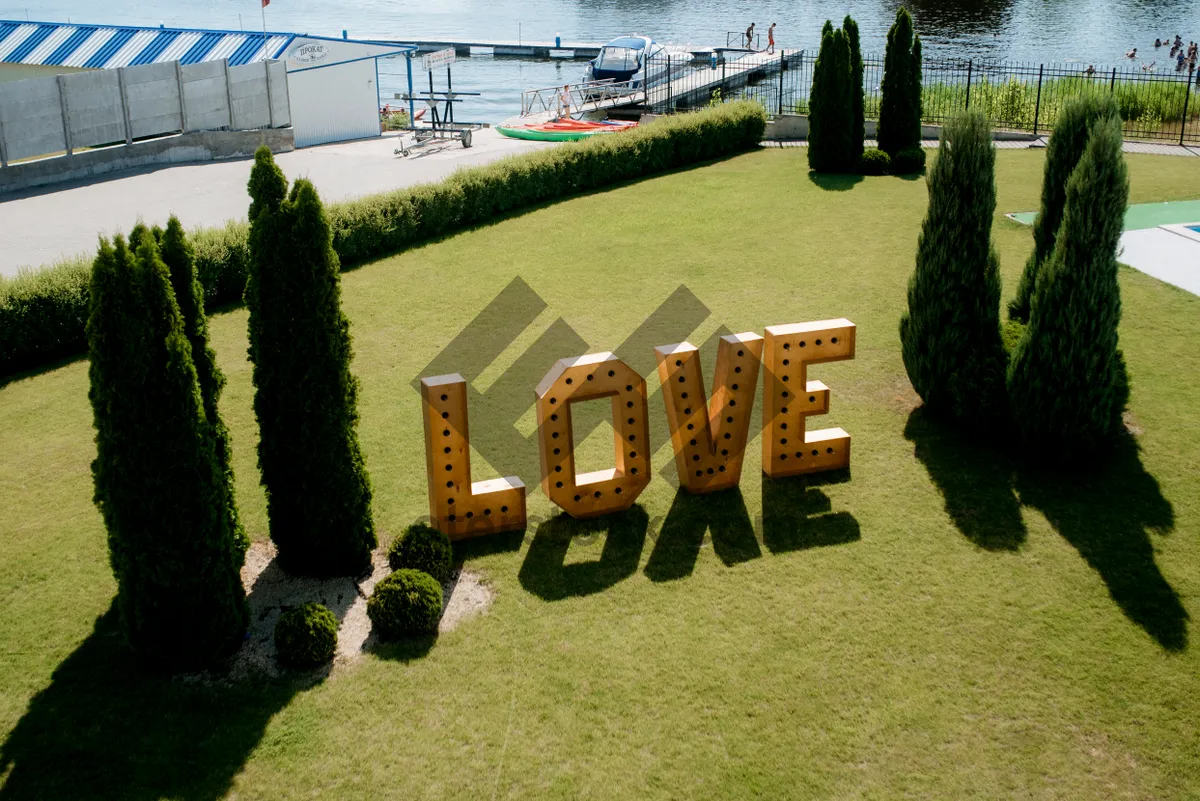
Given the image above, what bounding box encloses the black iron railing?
[645,49,1200,145]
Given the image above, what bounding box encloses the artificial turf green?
[1,148,1198,800]
[1008,197,1200,230]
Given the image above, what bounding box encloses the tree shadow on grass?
[0,605,300,801]
[518,506,648,600]
[903,408,1027,551]
[1014,437,1185,651]
[903,407,1185,650]
[644,487,761,582]
[807,171,865,192]
[761,469,861,553]
[0,352,87,390]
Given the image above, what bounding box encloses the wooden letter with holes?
[761,319,856,478]
[535,353,651,518]
[421,374,526,539]
[655,333,763,493]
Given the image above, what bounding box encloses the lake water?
[6,0,1199,122]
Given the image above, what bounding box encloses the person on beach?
[745,22,756,50]
[767,23,776,54]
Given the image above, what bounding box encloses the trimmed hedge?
[388,523,454,584]
[368,569,444,639]
[860,148,892,175]
[890,146,927,175]
[274,603,338,669]
[1,102,766,380]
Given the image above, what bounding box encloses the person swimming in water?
[1125,47,1137,59]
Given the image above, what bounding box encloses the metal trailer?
[392,48,483,155]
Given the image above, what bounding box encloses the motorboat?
[586,35,693,89]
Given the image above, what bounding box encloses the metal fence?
[646,49,1200,145]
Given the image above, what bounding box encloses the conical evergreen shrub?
[88,233,248,670]
[899,110,1008,427]
[159,215,248,557]
[844,15,865,165]
[1008,93,1121,322]
[808,23,856,173]
[246,146,376,578]
[1007,115,1130,454]
[878,7,923,156]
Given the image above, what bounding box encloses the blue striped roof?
[0,20,298,68]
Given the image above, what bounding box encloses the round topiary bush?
[890,146,927,174]
[860,147,892,175]
[274,602,338,668]
[387,523,453,584]
[368,569,443,639]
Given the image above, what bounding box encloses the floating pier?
[385,39,718,62]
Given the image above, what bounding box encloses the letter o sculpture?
[535,352,650,518]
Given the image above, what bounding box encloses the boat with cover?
[496,119,638,142]
[587,35,692,89]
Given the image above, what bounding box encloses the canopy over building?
[0,21,293,73]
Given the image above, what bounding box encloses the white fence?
[0,59,290,166]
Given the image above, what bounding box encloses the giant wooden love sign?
[420,318,856,539]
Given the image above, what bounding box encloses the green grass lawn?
[2,148,1199,800]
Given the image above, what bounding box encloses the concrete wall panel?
[0,76,67,161]
[62,69,125,148]
[228,62,270,129]
[182,62,232,132]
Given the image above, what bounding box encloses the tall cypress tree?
[844,15,865,165]
[1007,115,1130,454]
[900,110,1008,427]
[878,7,922,155]
[808,23,856,172]
[246,147,376,577]
[159,215,248,557]
[1008,93,1121,322]
[88,233,247,670]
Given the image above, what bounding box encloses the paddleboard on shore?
[496,119,638,141]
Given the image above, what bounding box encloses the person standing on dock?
[745,22,756,50]
[767,23,776,54]
[558,84,572,120]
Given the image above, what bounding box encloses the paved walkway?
[4,130,1195,279]
[0,129,550,278]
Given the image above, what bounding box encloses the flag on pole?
[262,0,270,7]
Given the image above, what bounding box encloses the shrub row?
[1,101,767,379]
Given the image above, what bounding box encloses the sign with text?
[422,48,456,72]
[419,317,856,539]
